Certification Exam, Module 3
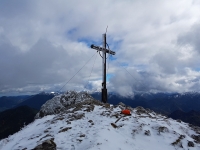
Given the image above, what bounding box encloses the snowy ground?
[0,101,200,150]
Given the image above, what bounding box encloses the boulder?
[33,139,56,150]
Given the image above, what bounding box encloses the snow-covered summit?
[35,91,94,119]
[0,91,200,150]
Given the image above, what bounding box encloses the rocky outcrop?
[192,134,200,143]
[35,91,95,119]
[33,138,56,150]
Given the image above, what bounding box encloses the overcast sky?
[1,0,200,96]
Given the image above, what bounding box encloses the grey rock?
[144,130,151,136]
[188,141,194,147]
[118,102,126,107]
[135,106,147,114]
[33,138,56,150]
[189,125,200,134]
[191,134,200,143]
[58,127,72,133]
[79,134,85,137]
[158,126,169,134]
[88,120,93,123]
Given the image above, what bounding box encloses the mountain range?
[0,92,57,140]
[16,92,57,110]
[0,105,38,140]
[0,92,57,112]
[0,95,29,112]
[2,91,200,115]
[169,110,200,127]
[0,91,200,150]
[0,91,200,142]
[91,92,200,114]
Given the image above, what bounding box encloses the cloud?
[1,0,200,96]
[178,23,200,53]
[0,37,102,95]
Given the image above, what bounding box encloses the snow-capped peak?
[35,91,94,119]
[0,91,200,150]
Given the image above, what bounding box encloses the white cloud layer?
[1,0,200,96]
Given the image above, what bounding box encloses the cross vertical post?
[102,34,107,103]
[91,34,115,103]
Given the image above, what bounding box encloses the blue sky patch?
[107,73,114,81]
[120,62,128,67]
[106,38,123,51]
[194,67,200,72]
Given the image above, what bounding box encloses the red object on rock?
[121,109,131,115]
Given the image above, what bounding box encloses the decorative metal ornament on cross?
[91,34,116,103]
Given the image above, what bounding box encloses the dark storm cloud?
[0,38,98,95]
[0,39,65,87]
[151,51,178,74]
[0,0,32,18]
[178,23,200,53]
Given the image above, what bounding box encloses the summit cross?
[91,34,116,103]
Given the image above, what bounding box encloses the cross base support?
[102,88,107,103]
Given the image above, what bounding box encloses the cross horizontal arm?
[91,44,115,55]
